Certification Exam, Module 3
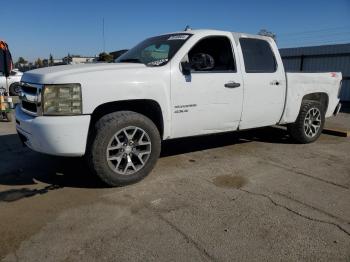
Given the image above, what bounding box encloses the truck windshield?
[116,34,192,67]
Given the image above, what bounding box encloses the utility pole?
[102,18,106,53]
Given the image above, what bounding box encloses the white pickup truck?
[16,29,342,186]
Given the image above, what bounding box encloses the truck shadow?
[0,185,62,202]
[0,126,292,195]
[161,126,292,156]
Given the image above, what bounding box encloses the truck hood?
[21,63,147,84]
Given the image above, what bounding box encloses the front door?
[170,35,243,138]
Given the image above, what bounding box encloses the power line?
[278,36,350,46]
[282,37,350,44]
[279,38,350,48]
[102,18,105,53]
[276,26,350,47]
[278,26,350,37]
[278,34,350,43]
[279,31,350,40]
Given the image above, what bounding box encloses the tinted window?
[188,36,236,72]
[240,38,276,73]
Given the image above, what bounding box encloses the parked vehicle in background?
[15,29,342,186]
[6,69,23,96]
[0,69,23,96]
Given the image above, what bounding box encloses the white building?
[63,56,97,64]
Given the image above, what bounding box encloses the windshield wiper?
[118,58,143,63]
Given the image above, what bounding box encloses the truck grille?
[22,100,37,112]
[21,85,37,95]
[19,83,43,116]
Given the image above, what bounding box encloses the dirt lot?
[0,113,349,261]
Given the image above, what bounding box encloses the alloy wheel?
[106,126,152,175]
[304,108,321,138]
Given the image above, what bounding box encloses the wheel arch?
[90,99,164,138]
[302,92,329,112]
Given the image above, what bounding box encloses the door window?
[187,36,236,72]
[240,38,277,73]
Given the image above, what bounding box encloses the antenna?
[102,18,106,52]
[184,25,192,31]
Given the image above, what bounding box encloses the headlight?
[42,84,82,115]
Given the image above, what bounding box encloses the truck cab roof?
[163,29,273,42]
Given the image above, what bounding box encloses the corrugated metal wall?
[280,43,350,101]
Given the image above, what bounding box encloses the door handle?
[270,80,280,86]
[224,82,241,88]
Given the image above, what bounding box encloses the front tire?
[87,111,161,186]
[288,101,325,143]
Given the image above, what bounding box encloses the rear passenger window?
[240,38,277,73]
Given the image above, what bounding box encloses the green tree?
[35,58,43,68]
[17,57,27,64]
[15,57,28,68]
[258,29,277,41]
[98,52,113,62]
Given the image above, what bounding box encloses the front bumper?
[15,106,91,156]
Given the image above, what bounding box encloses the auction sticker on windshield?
[147,59,169,66]
[168,35,190,41]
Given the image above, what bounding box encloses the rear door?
[238,37,286,129]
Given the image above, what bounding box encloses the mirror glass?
[190,53,215,71]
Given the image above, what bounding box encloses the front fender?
[78,67,171,138]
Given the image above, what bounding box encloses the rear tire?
[87,111,161,186]
[287,101,325,143]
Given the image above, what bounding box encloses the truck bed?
[280,72,342,124]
